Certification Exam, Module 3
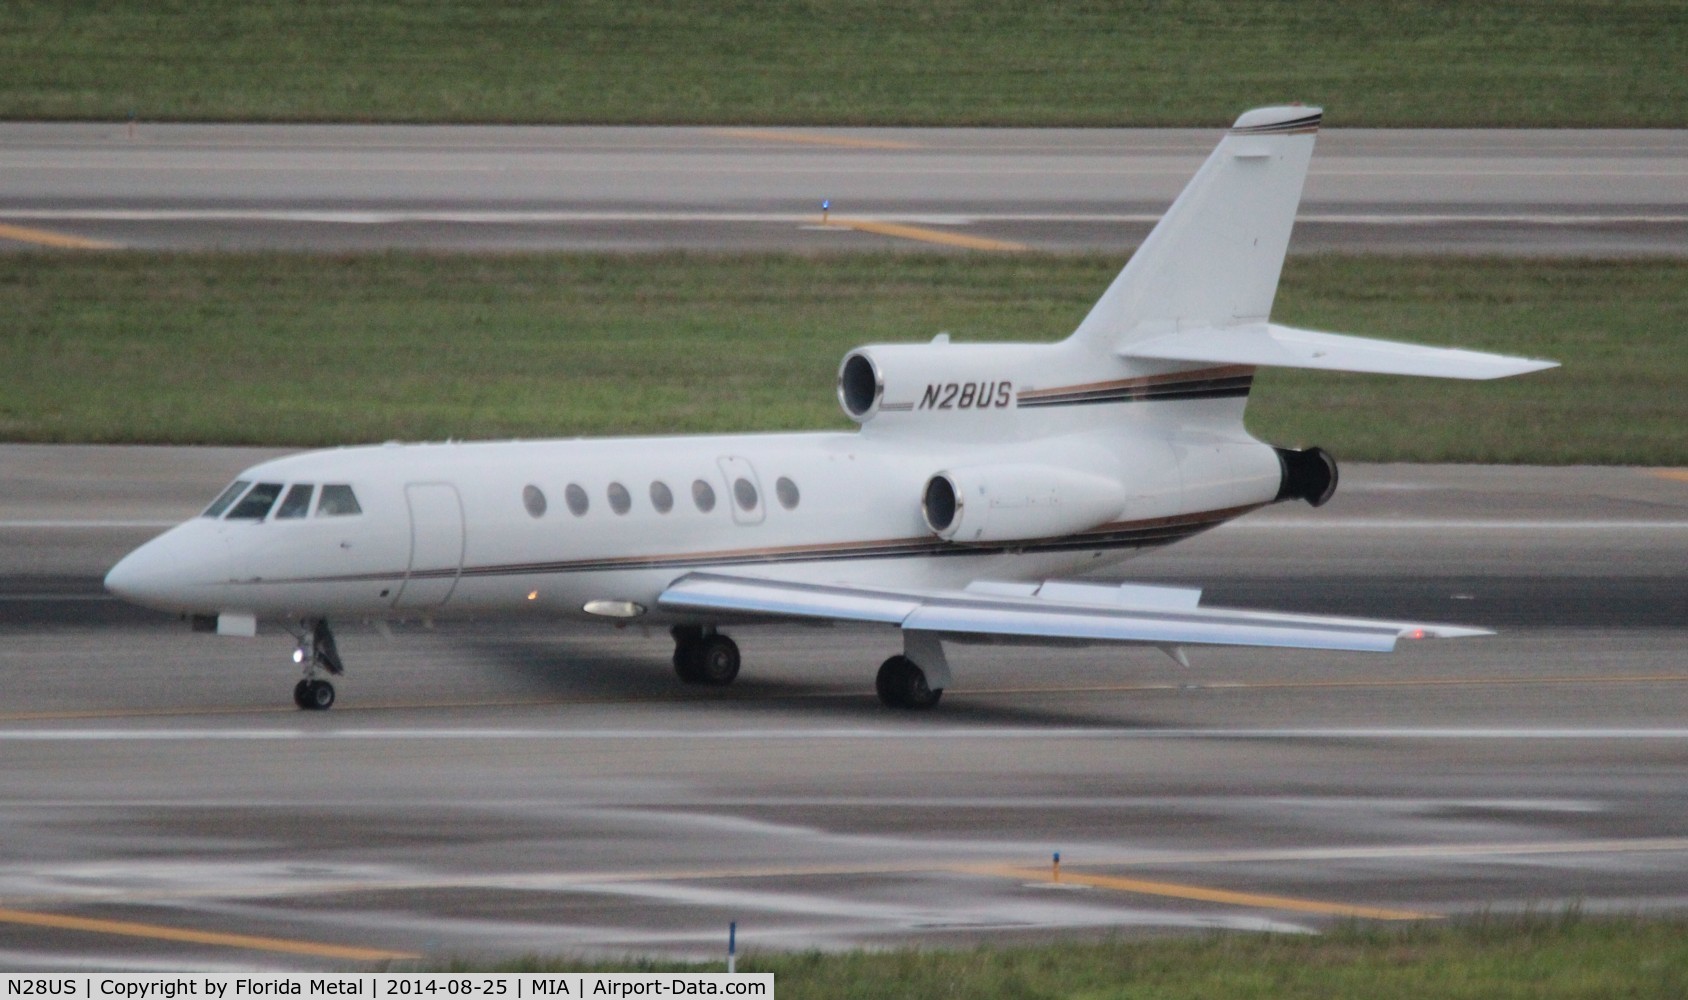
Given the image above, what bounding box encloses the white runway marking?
[8,727,1688,742]
[3,209,1686,226]
[0,520,176,529]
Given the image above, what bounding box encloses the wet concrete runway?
[1,125,1684,255]
[1,448,1685,969]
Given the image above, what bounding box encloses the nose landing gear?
[289,618,344,711]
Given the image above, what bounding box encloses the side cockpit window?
[202,480,251,518]
[317,484,362,517]
[225,482,284,520]
[275,483,315,520]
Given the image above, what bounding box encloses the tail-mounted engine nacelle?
[922,464,1128,544]
[838,342,1046,427]
[1274,446,1339,507]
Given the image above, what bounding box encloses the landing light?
[527,590,539,601]
[582,599,646,619]
[291,648,306,664]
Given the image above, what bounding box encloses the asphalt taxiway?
[1,124,1684,254]
[1,447,1685,969]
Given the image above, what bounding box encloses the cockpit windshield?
[203,480,360,521]
[316,484,362,516]
[275,483,315,519]
[201,480,250,518]
[225,482,284,520]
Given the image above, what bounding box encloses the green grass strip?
[1,1,1682,126]
[2,252,1678,464]
[447,913,1688,999]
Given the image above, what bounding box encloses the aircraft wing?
[657,572,1489,653]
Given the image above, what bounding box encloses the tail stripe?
[1230,111,1322,135]
[1017,366,1254,408]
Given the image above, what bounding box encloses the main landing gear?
[671,625,740,686]
[876,631,952,710]
[670,623,952,710]
[290,618,344,710]
[875,655,942,710]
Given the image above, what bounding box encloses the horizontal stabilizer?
[658,572,1491,655]
[1123,324,1559,380]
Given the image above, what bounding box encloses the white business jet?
[106,106,1556,711]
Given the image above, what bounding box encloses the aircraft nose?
[105,540,175,608]
[105,527,224,612]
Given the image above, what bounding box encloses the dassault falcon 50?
[106,106,1556,711]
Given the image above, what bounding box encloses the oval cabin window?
[733,477,759,512]
[565,483,589,516]
[523,484,547,518]
[650,481,674,513]
[692,479,717,512]
[775,476,799,510]
[607,482,631,515]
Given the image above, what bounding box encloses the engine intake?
[838,351,884,421]
[922,464,1127,544]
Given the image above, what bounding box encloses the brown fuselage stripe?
[253,504,1264,587]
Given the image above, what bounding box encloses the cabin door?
[394,483,465,609]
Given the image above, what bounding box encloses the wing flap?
[1123,324,1558,380]
[658,572,1489,654]
[659,573,918,624]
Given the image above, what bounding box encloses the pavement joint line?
[0,906,417,961]
[4,674,1687,724]
[972,674,1688,697]
[0,222,118,250]
[13,726,1688,741]
[710,128,921,151]
[9,839,1687,913]
[823,216,1028,252]
[963,865,1437,921]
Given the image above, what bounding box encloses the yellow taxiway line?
[1649,469,1688,483]
[824,216,1027,252]
[964,866,1437,921]
[0,907,417,961]
[0,222,118,250]
[713,128,919,151]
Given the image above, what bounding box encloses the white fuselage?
[106,376,1285,628]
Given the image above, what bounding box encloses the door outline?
[394,483,465,608]
[716,456,765,526]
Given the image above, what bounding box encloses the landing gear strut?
[290,618,343,710]
[672,625,740,686]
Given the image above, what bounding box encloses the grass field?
[1,1,1681,127]
[450,914,1688,999]
[2,252,1678,464]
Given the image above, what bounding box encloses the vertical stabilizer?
[1067,107,1320,354]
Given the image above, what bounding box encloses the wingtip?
[1401,625,1496,640]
